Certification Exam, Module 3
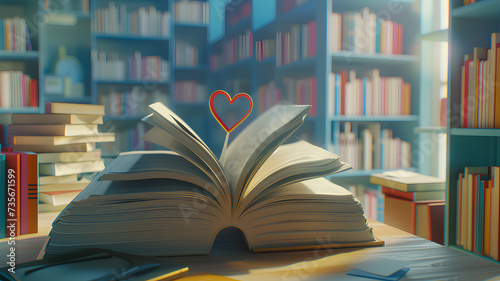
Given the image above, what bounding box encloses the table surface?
[1,213,500,281]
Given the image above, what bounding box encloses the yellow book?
[491,167,500,260]
[484,180,492,256]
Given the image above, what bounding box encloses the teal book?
[0,153,4,238]
[375,18,381,53]
[0,20,4,50]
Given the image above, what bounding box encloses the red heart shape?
[209,90,253,133]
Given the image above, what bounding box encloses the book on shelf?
[329,69,411,116]
[210,30,253,71]
[0,71,38,109]
[174,80,207,103]
[346,185,383,222]
[256,38,276,62]
[94,2,170,38]
[459,33,500,128]
[0,17,33,52]
[45,102,382,256]
[370,170,445,192]
[276,21,316,66]
[338,123,411,171]
[257,81,281,113]
[175,40,201,67]
[174,0,208,24]
[332,7,403,54]
[92,50,169,82]
[282,76,317,117]
[11,113,103,125]
[384,195,444,242]
[98,87,169,118]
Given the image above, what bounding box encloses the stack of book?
[329,8,403,54]
[455,166,500,260]
[459,33,500,128]
[276,21,317,66]
[0,145,39,237]
[339,122,411,171]
[0,71,38,109]
[8,103,115,213]
[370,170,445,244]
[0,17,33,52]
[93,2,170,38]
[329,69,411,116]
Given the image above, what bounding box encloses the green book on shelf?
[44,102,382,257]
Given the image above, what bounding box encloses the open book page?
[98,151,225,210]
[141,126,231,210]
[144,103,230,196]
[236,178,375,250]
[223,104,310,209]
[235,141,351,217]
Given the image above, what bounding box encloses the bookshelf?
[209,0,421,175]
[0,0,42,114]
[446,0,500,263]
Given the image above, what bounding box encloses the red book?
[340,71,347,115]
[9,152,29,235]
[398,24,403,54]
[21,74,26,107]
[392,21,397,54]
[24,152,38,234]
[308,21,317,58]
[472,175,477,253]
[30,79,38,107]
[4,153,20,237]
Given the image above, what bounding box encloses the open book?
[45,103,381,256]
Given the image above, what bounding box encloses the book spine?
[26,153,38,234]
[4,153,20,237]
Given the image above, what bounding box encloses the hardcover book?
[45,102,381,256]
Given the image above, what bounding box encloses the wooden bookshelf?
[446,0,500,263]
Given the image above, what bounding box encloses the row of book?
[0,71,38,109]
[371,171,445,244]
[42,0,89,14]
[175,41,201,67]
[174,0,209,24]
[282,76,317,117]
[92,51,170,82]
[0,146,38,237]
[257,81,281,113]
[0,17,33,52]
[98,123,152,156]
[276,21,317,66]
[346,184,383,222]
[93,2,170,38]
[227,1,251,26]
[329,69,411,116]
[459,33,500,128]
[329,8,404,55]
[339,122,411,171]
[210,30,253,71]
[256,38,276,62]
[456,166,500,260]
[97,87,169,118]
[173,81,207,103]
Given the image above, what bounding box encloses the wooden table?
[2,214,500,280]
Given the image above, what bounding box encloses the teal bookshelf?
[446,0,500,263]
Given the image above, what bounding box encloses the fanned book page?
[45,103,382,257]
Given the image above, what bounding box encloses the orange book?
[24,152,38,234]
[4,153,20,237]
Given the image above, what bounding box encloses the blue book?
[0,20,4,50]
[0,152,5,238]
[376,19,381,53]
